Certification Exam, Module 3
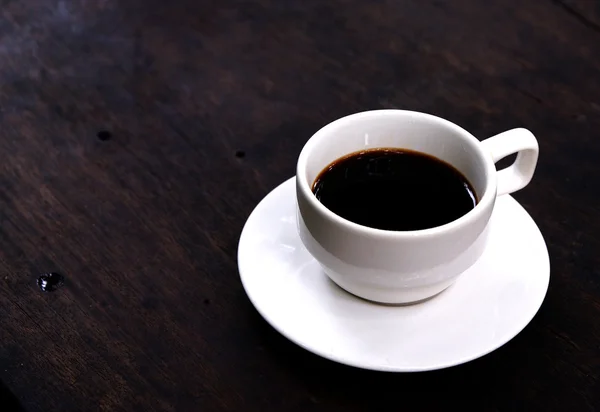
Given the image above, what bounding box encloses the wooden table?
[1,0,599,410]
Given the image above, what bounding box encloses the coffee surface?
[312,148,477,231]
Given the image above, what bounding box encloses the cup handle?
[479,128,539,196]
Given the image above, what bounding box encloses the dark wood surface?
[1,0,599,410]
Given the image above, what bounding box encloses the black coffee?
[312,148,477,231]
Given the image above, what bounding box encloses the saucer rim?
[238,177,550,372]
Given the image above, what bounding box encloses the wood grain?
[0,0,599,410]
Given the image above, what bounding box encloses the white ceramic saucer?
[238,177,550,372]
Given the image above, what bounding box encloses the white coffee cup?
[296,110,538,304]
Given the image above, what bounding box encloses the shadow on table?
[0,381,25,412]
[244,296,553,410]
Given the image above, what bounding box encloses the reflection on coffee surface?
[312,148,477,231]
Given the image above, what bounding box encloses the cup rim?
[296,109,497,239]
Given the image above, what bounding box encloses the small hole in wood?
[97,130,112,141]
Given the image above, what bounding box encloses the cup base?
[322,268,457,304]
[328,277,450,306]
